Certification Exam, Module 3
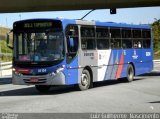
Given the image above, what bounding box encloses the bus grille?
[23,78,47,84]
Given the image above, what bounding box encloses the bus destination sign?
[14,20,62,30]
[24,22,52,28]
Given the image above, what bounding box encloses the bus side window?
[143,39,151,48]
[142,30,151,48]
[133,40,142,48]
[132,29,142,48]
[81,26,96,50]
[122,29,132,49]
[110,28,122,49]
[96,27,109,50]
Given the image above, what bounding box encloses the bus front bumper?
[12,72,66,85]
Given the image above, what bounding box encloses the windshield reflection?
[14,31,64,62]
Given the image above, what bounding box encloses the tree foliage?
[152,19,160,53]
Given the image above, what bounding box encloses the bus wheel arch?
[84,66,93,86]
[129,62,135,76]
[78,66,93,91]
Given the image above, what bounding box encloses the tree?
[152,19,160,53]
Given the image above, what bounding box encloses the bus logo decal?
[132,50,138,59]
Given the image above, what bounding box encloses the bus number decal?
[84,53,94,57]
[146,52,151,56]
[84,53,94,59]
[38,69,47,73]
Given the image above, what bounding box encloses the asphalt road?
[0,63,160,113]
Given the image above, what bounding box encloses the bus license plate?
[30,78,39,83]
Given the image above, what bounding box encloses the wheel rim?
[81,73,89,88]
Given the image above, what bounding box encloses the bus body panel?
[65,56,79,85]
[78,50,98,82]
[140,48,153,73]
[97,50,111,81]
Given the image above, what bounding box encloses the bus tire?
[35,85,51,92]
[78,69,92,91]
[126,64,134,82]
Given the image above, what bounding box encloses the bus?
[6,18,153,92]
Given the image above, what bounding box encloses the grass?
[0,27,10,39]
[154,50,160,60]
[0,27,12,61]
[0,40,12,53]
[0,55,12,62]
[0,40,12,62]
[154,54,160,60]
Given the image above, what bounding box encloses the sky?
[0,7,160,28]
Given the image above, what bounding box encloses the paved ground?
[0,62,160,113]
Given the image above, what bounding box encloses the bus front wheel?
[35,85,51,92]
[78,69,92,91]
[126,64,134,82]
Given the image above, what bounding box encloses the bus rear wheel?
[78,69,92,91]
[126,64,134,82]
[35,85,51,92]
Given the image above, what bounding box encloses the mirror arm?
[8,29,13,34]
[7,45,13,50]
[6,29,13,49]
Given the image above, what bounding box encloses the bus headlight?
[55,67,64,73]
[49,65,64,77]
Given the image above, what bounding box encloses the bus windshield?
[14,31,64,62]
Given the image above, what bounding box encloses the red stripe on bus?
[116,52,124,79]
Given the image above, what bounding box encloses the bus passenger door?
[65,25,79,84]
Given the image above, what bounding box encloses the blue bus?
[7,18,153,92]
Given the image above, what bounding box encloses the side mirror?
[6,30,13,49]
